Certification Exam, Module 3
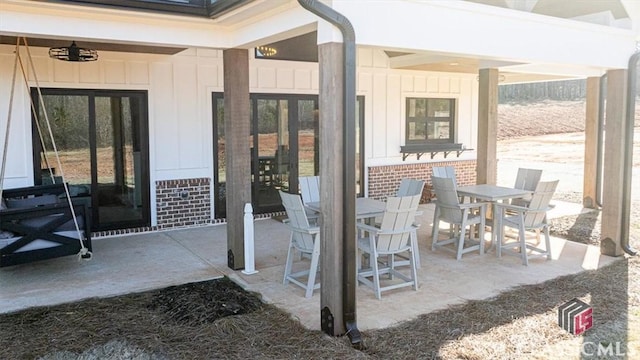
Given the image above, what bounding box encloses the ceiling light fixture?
[49,41,98,62]
[256,45,277,57]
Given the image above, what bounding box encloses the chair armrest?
[356,222,417,236]
[286,224,320,235]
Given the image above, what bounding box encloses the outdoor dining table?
[304,197,422,267]
[304,197,387,222]
[456,184,533,249]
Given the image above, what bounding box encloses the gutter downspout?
[621,51,639,256]
[297,0,361,347]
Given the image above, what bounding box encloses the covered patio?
[0,200,618,330]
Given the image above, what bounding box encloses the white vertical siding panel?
[249,66,257,88]
[175,63,201,169]
[427,76,438,93]
[53,60,76,83]
[104,60,126,84]
[151,62,178,171]
[358,72,372,93]
[78,61,101,84]
[128,61,149,85]
[276,68,294,89]
[294,69,312,90]
[311,69,319,90]
[457,78,475,148]
[372,49,388,68]
[371,73,387,158]
[450,77,460,94]
[199,65,218,87]
[401,75,413,92]
[358,48,373,67]
[258,67,276,88]
[28,56,51,82]
[414,76,426,92]
[439,77,450,93]
[386,74,402,159]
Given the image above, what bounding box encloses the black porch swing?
[0,38,92,267]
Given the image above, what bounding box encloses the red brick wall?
[156,178,211,228]
[367,160,477,202]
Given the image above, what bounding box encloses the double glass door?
[32,89,150,231]
[213,93,364,218]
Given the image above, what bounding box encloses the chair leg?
[305,239,321,298]
[519,223,528,266]
[543,224,552,260]
[283,238,295,284]
[410,248,418,291]
[431,211,440,251]
[411,228,420,268]
[456,223,466,261]
[372,252,382,300]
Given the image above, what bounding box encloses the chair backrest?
[376,194,421,252]
[432,166,456,183]
[523,180,559,227]
[299,176,320,204]
[514,168,542,192]
[431,175,463,224]
[279,191,316,251]
[396,178,425,197]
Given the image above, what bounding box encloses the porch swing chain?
[4,37,92,261]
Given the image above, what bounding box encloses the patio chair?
[279,190,321,298]
[432,166,457,185]
[430,176,487,260]
[356,194,420,299]
[511,168,542,207]
[494,180,559,266]
[396,178,425,197]
[299,176,320,204]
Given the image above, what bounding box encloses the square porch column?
[583,77,601,209]
[477,68,499,185]
[223,49,251,269]
[319,41,346,336]
[600,69,627,257]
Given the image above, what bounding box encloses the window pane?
[428,99,451,117]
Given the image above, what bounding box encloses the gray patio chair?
[431,176,488,260]
[356,194,420,299]
[279,190,320,298]
[432,166,456,185]
[396,178,425,197]
[511,168,542,207]
[494,180,559,266]
[299,176,320,204]
[393,178,424,267]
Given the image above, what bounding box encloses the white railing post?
[242,203,258,275]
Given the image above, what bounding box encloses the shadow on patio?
[0,201,619,331]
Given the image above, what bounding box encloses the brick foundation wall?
[156,178,212,229]
[367,160,477,202]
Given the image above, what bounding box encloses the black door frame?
[31,88,151,231]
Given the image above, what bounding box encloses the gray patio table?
[456,184,533,250]
[305,197,422,267]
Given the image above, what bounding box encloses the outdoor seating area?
[0,198,617,331]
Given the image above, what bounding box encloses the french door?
[32,89,150,231]
[213,93,364,218]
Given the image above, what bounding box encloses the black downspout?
[297,0,361,347]
[621,51,639,256]
[596,74,606,208]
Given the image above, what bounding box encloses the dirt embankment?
[498,99,640,140]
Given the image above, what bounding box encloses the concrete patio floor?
[0,201,618,331]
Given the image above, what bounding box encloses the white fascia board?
[332,0,637,69]
[229,4,318,48]
[0,1,231,49]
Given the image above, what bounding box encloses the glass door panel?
[94,96,144,226]
[297,99,318,178]
[37,95,91,194]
